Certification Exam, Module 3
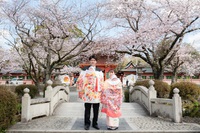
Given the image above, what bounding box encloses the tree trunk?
[171,69,178,84]
[44,69,52,84]
[44,49,52,84]
[152,65,164,80]
[34,81,41,95]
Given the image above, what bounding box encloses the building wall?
[79,63,117,80]
[0,74,33,85]
[121,71,200,85]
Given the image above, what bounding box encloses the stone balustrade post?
[129,84,134,102]
[148,80,157,115]
[45,80,53,115]
[172,88,182,123]
[21,88,31,122]
[65,83,70,102]
[45,80,53,98]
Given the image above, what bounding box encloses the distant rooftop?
[0,69,26,74]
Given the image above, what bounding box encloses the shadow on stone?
[71,118,132,130]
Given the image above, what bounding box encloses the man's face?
[89,58,97,66]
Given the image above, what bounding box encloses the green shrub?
[170,82,200,101]
[52,83,65,87]
[43,83,65,97]
[0,85,16,93]
[0,86,18,131]
[184,106,200,117]
[124,88,129,102]
[134,80,149,88]
[134,80,171,98]
[170,82,200,117]
[15,85,38,98]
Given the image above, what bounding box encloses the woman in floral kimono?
[101,69,123,130]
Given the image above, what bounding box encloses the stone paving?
[8,117,74,131]
[126,116,200,131]
[7,91,200,133]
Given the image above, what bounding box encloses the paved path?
[7,91,200,133]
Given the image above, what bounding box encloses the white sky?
[0,30,10,49]
[0,0,199,51]
[183,32,200,50]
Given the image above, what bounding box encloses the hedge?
[170,82,200,101]
[134,80,171,98]
[0,86,18,131]
[15,85,38,98]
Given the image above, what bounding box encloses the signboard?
[59,74,70,85]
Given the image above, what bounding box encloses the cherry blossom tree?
[103,0,200,80]
[0,47,10,72]
[167,44,199,84]
[59,65,81,74]
[2,0,103,83]
[9,45,45,88]
[0,44,42,87]
[0,47,24,84]
[179,47,200,78]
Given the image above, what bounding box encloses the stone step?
[53,102,148,118]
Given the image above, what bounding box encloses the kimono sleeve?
[99,71,104,91]
[116,81,123,104]
[100,81,108,104]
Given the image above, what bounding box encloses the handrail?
[130,85,148,96]
[129,80,182,123]
[21,80,69,122]
[30,98,50,105]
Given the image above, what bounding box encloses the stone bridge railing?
[129,80,182,123]
[21,80,69,122]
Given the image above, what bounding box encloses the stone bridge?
[7,80,200,133]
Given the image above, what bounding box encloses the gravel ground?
[183,117,200,125]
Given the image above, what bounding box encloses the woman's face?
[109,71,114,78]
